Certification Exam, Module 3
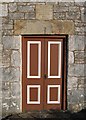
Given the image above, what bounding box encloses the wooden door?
[22,35,67,111]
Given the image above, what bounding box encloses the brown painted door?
[22,36,66,111]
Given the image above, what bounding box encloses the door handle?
[44,74,47,79]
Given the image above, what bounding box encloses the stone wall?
[0,0,86,117]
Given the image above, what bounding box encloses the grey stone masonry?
[0,1,86,116]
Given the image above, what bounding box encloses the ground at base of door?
[2,109,86,120]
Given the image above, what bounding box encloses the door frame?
[22,34,67,111]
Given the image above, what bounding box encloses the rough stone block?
[69,7,80,12]
[2,24,13,30]
[2,18,13,25]
[2,67,20,81]
[66,11,80,20]
[68,64,85,76]
[75,20,86,27]
[2,99,10,115]
[68,103,84,112]
[67,77,78,89]
[54,12,66,19]
[2,50,11,67]
[2,82,10,91]
[17,2,27,5]
[81,7,86,22]
[54,5,68,12]
[9,3,17,12]
[74,51,85,63]
[0,4,8,17]
[9,13,24,20]
[77,77,85,88]
[75,2,85,6]
[9,98,20,113]
[18,5,35,12]
[0,44,3,51]
[25,12,36,19]
[51,20,74,34]
[3,36,20,49]
[11,50,20,67]
[75,27,85,33]
[68,51,74,64]
[58,2,74,6]
[2,91,10,99]
[68,88,84,103]
[69,35,85,51]
[14,20,52,34]
[36,4,53,20]
[10,82,20,97]
[2,29,14,36]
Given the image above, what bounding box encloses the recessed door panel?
[27,41,41,78]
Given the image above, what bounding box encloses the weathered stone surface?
[11,50,20,67]
[75,20,86,27]
[68,88,84,104]
[68,64,85,76]
[2,29,14,36]
[2,91,10,99]
[51,20,74,34]
[66,11,80,20]
[69,35,85,51]
[0,4,8,17]
[14,20,75,34]
[3,36,20,49]
[17,2,27,5]
[14,20,52,34]
[2,50,11,67]
[25,12,36,19]
[68,51,74,63]
[9,98,20,113]
[2,18,13,25]
[2,82,10,91]
[81,7,86,22]
[2,99,10,115]
[18,5,35,12]
[67,77,78,89]
[74,51,85,63]
[77,77,85,88]
[69,7,80,12]
[75,27,85,34]
[0,44,3,66]
[36,4,53,20]
[10,82,20,97]
[54,5,68,12]
[9,3,17,12]
[54,12,66,19]
[0,44,3,51]
[2,67,20,81]
[9,13,24,20]
[58,2,74,6]
[75,2,85,6]
[2,24,13,30]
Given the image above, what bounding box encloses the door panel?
[48,41,62,78]
[22,36,66,111]
[27,41,41,78]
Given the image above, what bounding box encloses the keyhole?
[44,74,47,79]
